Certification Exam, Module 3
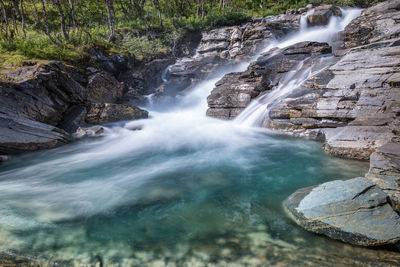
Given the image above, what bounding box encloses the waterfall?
[235,8,362,127]
[0,8,370,265]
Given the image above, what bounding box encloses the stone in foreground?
[284,177,400,246]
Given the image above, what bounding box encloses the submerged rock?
[284,177,400,247]
[85,103,148,124]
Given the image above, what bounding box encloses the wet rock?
[0,62,87,126]
[58,105,88,133]
[86,71,124,103]
[0,62,90,153]
[119,57,175,104]
[307,5,342,27]
[73,126,105,139]
[85,103,148,124]
[366,142,400,212]
[207,42,332,120]
[284,177,400,246]
[265,37,400,159]
[156,14,300,98]
[344,0,400,48]
[0,113,71,154]
[323,126,395,160]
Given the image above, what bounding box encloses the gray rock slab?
[284,177,400,246]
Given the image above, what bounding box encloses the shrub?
[122,34,169,59]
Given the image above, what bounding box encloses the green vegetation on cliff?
[0,0,383,68]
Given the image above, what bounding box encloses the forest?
[0,0,381,67]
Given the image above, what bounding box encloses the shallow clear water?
[1,7,400,267]
[0,124,376,266]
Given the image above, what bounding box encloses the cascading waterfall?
[235,8,361,127]
[0,7,390,267]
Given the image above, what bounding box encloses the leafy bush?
[122,34,169,59]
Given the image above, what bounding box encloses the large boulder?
[207,42,332,120]
[284,177,400,247]
[85,103,148,124]
[307,5,342,27]
[0,114,71,154]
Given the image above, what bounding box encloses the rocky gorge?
[0,0,400,266]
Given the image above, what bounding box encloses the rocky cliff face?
[205,0,400,162]
[156,12,301,98]
[203,0,400,247]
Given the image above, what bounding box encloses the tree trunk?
[104,0,115,42]
[40,0,57,44]
[19,0,26,37]
[52,0,69,41]
[169,0,173,17]
[69,0,77,28]
[153,0,162,28]
[0,0,9,39]
[201,0,204,18]
[180,0,184,18]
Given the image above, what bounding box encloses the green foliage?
[0,0,383,66]
[203,11,251,29]
[121,34,168,59]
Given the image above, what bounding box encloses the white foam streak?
[236,8,361,127]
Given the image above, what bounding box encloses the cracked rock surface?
[284,177,400,246]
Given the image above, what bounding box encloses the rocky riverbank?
[204,0,400,247]
[0,30,202,157]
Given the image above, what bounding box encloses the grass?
[0,0,383,70]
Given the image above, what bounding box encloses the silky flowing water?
[1,8,399,267]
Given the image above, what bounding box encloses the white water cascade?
[235,8,361,127]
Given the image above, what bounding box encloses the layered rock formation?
[284,177,400,246]
[280,1,400,246]
[157,12,302,97]
[205,0,400,246]
[0,61,148,155]
[207,41,333,119]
